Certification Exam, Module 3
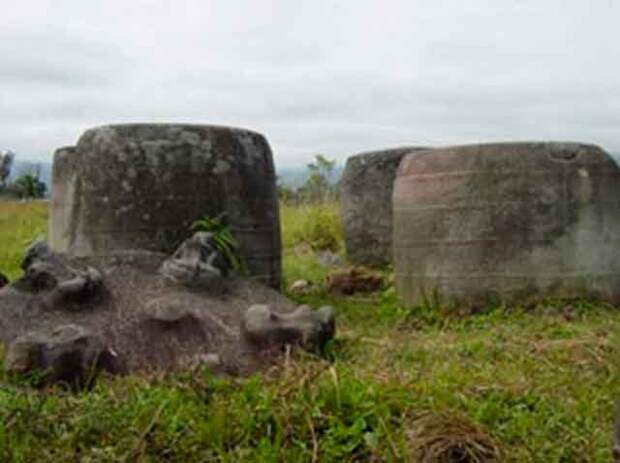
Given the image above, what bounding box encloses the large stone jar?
[393,142,620,307]
[340,147,426,266]
[49,124,281,288]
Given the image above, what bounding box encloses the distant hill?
[276,165,343,188]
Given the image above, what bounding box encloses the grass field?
[1,200,619,461]
[0,200,47,281]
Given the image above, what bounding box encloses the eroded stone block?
[393,142,620,306]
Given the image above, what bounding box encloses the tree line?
[1,151,339,203]
[278,154,339,204]
[0,151,47,199]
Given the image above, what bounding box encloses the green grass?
[280,202,342,252]
[0,200,48,280]
[1,200,619,461]
[280,201,344,289]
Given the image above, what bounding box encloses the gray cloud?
[1,0,619,167]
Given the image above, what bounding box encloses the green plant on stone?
[191,213,246,274]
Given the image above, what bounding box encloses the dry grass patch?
[407,412,503,462]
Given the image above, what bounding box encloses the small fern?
[191,213,245,273]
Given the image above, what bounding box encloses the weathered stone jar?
[393,142,620,307]
[49,124,281,288]
[340,147,426,266]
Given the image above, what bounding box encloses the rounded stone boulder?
[49,124,281,288]
[393,142,620,307]
[340,147,426,266]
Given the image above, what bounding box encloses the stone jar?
[393,142,620,307]
[49,124,281,288]
[340,147,426,266]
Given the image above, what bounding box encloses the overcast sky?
[2,0,619,167]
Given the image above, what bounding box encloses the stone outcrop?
[0,239,335,386]
[160,231,228,288]
[241,304,335,351]
[41,267,104,311]
[340,147,427,266]
[11,241,104,310]
[5,324,117,389]
[49,124,281,289]
[14,240,73,292]
[393,142,620,307]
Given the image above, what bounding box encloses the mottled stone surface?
[0,249,299,378]
[159,232,228,288]
[5,324,116,389]
[393,142,620,307]
[49,124,281,288]
[340,147,426,266]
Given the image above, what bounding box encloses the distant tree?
[0,150,15,190]
[277,180,296,203]
[299,154,337,203]
[11,166,46,199]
